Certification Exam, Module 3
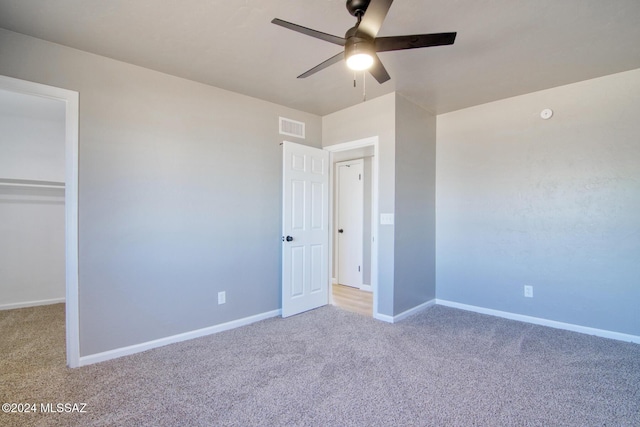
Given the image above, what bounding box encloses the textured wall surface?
[436,69,640,335]
[394,94,437,314]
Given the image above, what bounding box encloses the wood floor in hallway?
[332,283,373,316]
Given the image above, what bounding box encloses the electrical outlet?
[218,291,226,305]
[524,285,533,298]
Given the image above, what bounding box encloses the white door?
[282,141,329,317]
[336,160,364,288]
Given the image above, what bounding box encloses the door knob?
[338,229,344,233]
[283,235,293,242]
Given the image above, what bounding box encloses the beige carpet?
[1,303,639,426]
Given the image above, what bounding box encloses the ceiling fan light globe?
[346,53,374,71]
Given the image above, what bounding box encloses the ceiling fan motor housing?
[345,26,375,59]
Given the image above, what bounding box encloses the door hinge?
[359,173,361,181]
[358,266,361,272]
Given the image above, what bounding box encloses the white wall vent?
[279,117,305,139]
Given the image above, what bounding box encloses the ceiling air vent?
[279,117,305,139]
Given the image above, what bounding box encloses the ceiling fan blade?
[271,18,346,46]
[358,0,394,38]
[368,53,390,84]
[298,52,345,78]
[375,32,457,52]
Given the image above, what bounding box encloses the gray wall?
[436,69,640,336]
[394,94,437,314]
[323,93,396,316]
[0,89,65,181]
[0,28,322,356]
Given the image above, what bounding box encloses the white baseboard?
[0,297,65,311]
[393,299,436,323]
[436,299,640,344]
[373,312,394,323]
[374,299,436,324]
[79,309,282,366]
[332,279,370,291]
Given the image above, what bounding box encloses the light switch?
[380,213,394,225]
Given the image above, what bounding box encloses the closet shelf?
[0,178,65,189]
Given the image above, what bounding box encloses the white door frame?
[0,75,80,368]
[325,136,379,317]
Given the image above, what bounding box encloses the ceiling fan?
[271,0,457,84]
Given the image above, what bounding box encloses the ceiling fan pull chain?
[363,71,367,101]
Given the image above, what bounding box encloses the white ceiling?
[1,0,639,116]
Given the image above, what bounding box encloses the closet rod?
[0,178,65,189]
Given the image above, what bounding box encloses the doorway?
[0,75,80,367]
[325,137,379,317]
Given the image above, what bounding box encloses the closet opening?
[0,75,79,367]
